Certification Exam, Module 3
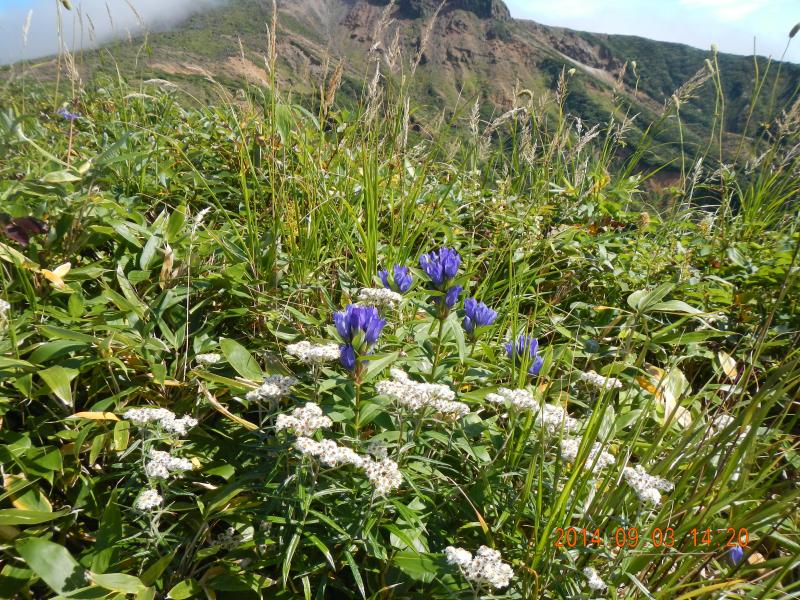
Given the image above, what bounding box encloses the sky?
[506,0,799,62]
[0,0,798,65]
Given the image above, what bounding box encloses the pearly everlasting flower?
[0,299,9,315]
[623,464,674,505]
[275,403,332,436]
[583,567,607,592]
[379,265,413,293]
[285,341,340,364]
[294,437,364,468]
[135,488,163,511]
[124,408,198,435]
[362,456,403,496]
[376,368,469,421]
[145,449,194,479]
[366,440,388,460]
[560,438,615,472]
[195,352,222,365]
[462,298,497,336]
[485,389,578,433]
[535,403,580,434]
[245,375,298,402]
[444,545,513,590]
[579,370,623,390]
[357,287,403,309]
[504,334,544,376]
[485,387,538,411]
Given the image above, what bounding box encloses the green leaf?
[167,578,202,599]
[16,538,87,595]
[0,508,68,525]
[343,551,365,599]
[41,170,81,184]
[361,351,399,383]
[38,366,79,407]
[140,235,160,271]
[392,551,439,583]
[649,300,703,315]
[89,572,145,593]
[140,552,175,587]
[220,338,262,382]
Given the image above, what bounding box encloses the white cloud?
[679,0,769,21]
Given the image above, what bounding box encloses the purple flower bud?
[463,298,498,334]
[444,285,462,308]
[380,265,413,293]
[504,334,544,376]
[56,107,80,121]
[419,247,461,288]
[339,344,357,371]
[726,546,744,566]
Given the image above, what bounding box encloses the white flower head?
[579,370,623,390]
[623,464,674,505]
[357,287,403,309]
[285,341,340,365]
[376,369,469,421]
[275,403,332,437]
[123,407,197,436]
[362,456,403,496]
[294,437,364,468]
[195,353,222,365]
[445,545,513,589]
[485,387,537,411]
[560,438,615,472]
[583,567,607,592]
[246,375,298,402]
[135,488,163,511]
[145,449,194,479]
[0,299,10,315]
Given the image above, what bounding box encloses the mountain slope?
[9,0,800,167]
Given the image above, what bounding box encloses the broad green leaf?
[39,365,79,407]
[392,551,439,583]
[649,300,703,315]
[361,351,399,383]
[42,170,81,183]
[0,508,67,525]
[89,572,145,594]
[220,338,262,381]
[3,475,52,512]
[16,538,87,595]
[167,578,202,599]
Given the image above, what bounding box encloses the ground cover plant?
[0,9,799,599]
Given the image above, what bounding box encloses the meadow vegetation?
[0,7,799,598]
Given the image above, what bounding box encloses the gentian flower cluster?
[379,265,413,293]
[56,107,80,121]
[333,305,386,372]
[504,334,544,376]
[419,247,462,312]
[462,298,497,337]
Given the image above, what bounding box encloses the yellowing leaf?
[70,412,120,421]
[717,351,738,380]
[42,262,71,290]
[3,474,53,512]
[638,365,692,428]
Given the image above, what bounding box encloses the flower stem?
[429,316,446,382]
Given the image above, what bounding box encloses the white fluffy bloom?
[560,438,615,472]
[246,375,298,402]
[145,449,194,479]
[195,353,222,365]
[445,545,513,589]
[623,464,674,505]
[485,387,538,411]
[579,370,623,390]
[583,567,607,592]
[357,287,403,309]
[362,457,403,496]
[294,437,364,468]
[135,488,163,511]
[0,299,10,315]
[275,403,332,436]
[285,341,340,364]
[124,408,198,436]
[376,369,469,421]
[486,389,579,433]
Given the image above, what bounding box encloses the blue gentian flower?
[333,305,386,371]
[56,107,80,121]
[339,344,357,371]
[504,334,544,376]
[463,298,498,335]
[444,285,463,308]
[419,247,461,287]
[726,546,744,566]
[379,265,413,293]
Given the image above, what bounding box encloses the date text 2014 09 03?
[553,527,750,549]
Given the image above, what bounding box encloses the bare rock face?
[368,0,510,20]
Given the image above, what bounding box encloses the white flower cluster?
[245,375,298,402]
[285,341,340,364]
[135,488,163,511]
[623,464,674,505]
[376,368,469,420]
[486,387,537,411]
[275,403,332,436]
[579,370,623,390]
[357,287,403,308]
[0,299,9,315]
[294,437,402,495]
[444,545,514,590]
[124,408,198,435]
[144,449,194,479]
[195,352,222,365]
[560,438,615,472]
[583,567,607,592]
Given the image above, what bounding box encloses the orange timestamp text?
[553,527,750,549]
